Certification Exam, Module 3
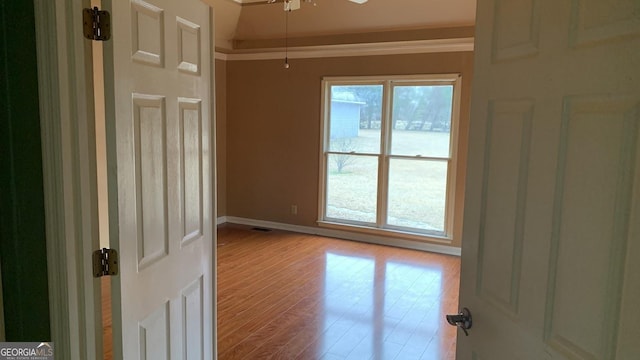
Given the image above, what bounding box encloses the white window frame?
[318,74,462,243]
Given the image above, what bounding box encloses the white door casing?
[458,0,639,359]
[102,0,214,358]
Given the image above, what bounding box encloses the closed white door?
[102,0,214,358]
[458,0,639,359]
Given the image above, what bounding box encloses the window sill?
[317,220,454,245]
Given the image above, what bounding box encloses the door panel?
[476,100,532,317]
[544,95,638,359]
[179,98,204,246]
[138,303,170,360]
[458,0,639,359]
[103,0,213,358]
[132,94,169,269]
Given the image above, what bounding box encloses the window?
[319,75,461,240]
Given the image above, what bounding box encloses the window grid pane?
[386,159,448,234]
[325,154,378,224]
[390,85,453,158]
[328,85,383,154]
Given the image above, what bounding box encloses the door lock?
[446,307,472,336]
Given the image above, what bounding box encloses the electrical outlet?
[291,205,298,215]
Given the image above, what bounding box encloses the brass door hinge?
[83,7,111,41]
[92,248,119,278]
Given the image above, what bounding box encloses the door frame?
[34,1,218,359]
[34,1,101,359]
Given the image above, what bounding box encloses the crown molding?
[215,51,229,60]
[214,37,474,61]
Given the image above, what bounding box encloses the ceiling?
[206,0,477,51]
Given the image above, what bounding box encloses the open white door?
[457,1,639,359]
[102,0,215,358]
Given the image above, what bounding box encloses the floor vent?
[252,227,272,232]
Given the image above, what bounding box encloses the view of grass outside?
[326,153,378,223]
[326,130,450,232]
[387,157,447,231]
[324,82,454,235]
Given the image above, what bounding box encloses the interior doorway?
[90,0,112,357]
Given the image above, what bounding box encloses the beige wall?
[216,59,228,216]
[222,51,473,247]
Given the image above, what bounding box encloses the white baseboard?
[218,216,461,257]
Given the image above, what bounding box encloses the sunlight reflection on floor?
[317,252,452,360]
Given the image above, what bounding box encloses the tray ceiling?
[207,0,477,50]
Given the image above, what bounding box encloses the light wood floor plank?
[217,225,460,360]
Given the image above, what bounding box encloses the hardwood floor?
[102,277,113,360]
[217,225,461,360]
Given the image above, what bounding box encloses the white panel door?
[102,0,214,358]
[458,0,639,359]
